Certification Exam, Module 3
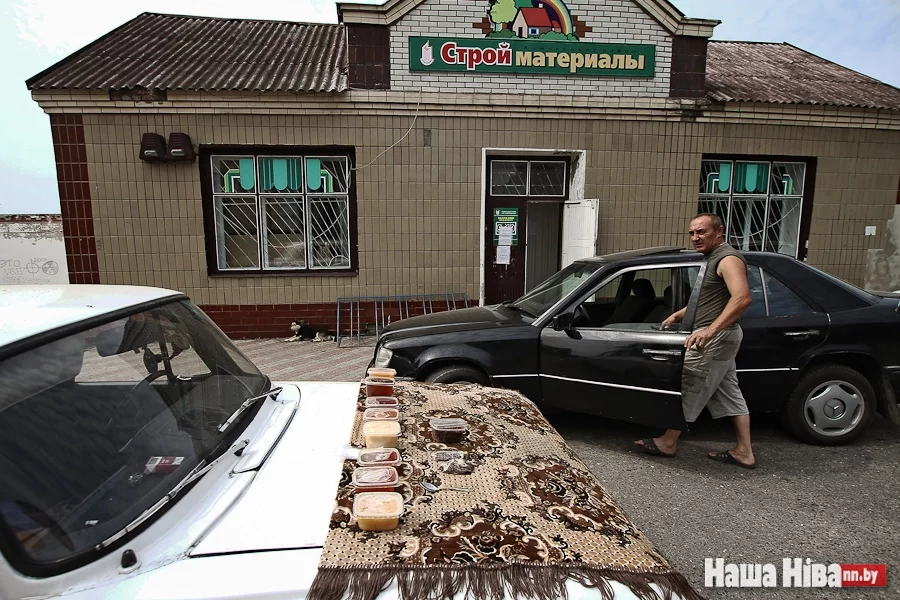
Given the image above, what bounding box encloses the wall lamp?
[139,132,195,163]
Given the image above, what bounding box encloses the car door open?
[538,264,701,430]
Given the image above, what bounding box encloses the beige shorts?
[681,326,749,423]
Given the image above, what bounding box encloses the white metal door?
[560,199,598,268]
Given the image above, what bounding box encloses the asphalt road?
[547,410,900,599]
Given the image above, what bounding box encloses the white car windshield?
[510,261,602,317]
[0,300,268,570]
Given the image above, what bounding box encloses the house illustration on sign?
[487,0,579,41]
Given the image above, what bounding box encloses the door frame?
[479,148,587,305]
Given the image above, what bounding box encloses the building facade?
[27,0,900,337]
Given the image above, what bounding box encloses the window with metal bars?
[205,153,354,273]
[698,159,806,258]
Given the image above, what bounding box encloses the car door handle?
[643,349,682,360]
[783,330,820,338]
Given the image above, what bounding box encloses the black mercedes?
[372,247,900,445]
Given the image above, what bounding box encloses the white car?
[0,286,684,600]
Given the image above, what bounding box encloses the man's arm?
[707,255,752,334]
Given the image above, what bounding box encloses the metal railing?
[336,292,470,347]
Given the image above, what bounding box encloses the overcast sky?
[3,0,898,214]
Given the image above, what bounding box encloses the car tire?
[781,365,875,445]
[423,365,490,385]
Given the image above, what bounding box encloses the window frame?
[200,146,358,276]
[698,155,816,262]
[489,159,568,198]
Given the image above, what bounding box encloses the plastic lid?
[365,377,395,386]
[365,396,399,408]
[364,420,401,435]
[358,448,400,465]
[353,466,399,487]
[364,407,399,421]
[430,418,467,430]
[353,492,404,519]
[367,367,397,378]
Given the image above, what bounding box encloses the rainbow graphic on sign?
[487,0,578,41]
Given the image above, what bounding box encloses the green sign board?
[493,208,519,246]
[409,37,655,78]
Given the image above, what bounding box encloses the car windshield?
[0,299,268,567]
[510,261,602,316]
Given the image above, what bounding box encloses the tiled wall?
[390,0,673,97]
[51,114,99,283]
[79,112,900,337]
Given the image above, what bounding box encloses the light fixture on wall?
[139,133,166,162]
[166,133,195,161]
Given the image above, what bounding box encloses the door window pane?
[490,161,527,195]
[743,266,767,318]
[728,196,767,251]
[529,162,566,196]
[764,271,815,316]
[764,197,802,256]
[576,267,694,329]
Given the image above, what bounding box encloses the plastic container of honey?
[364,420,401,448]
[365,396,399,409]
[365,377,395,397]
[353,492,404,532]
[367,367,397,380]
[358,447,401,467]
[429,417,468,444]
[363,407,399,422]
[352,466,399,493]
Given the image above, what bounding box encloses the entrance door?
[560,198,598,269]
[484,158,568,305]
[539,263,701,429]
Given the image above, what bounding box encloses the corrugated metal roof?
[26,12,348,93]
[706,41,900,111]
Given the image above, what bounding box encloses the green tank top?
[694,243,745,329]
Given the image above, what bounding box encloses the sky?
[2,0,898,215]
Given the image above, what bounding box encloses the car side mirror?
[552,313,573,331]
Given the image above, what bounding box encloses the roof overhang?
[337,0,719,37]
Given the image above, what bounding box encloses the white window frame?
[210,154,351,272]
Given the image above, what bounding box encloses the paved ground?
[235,338,372,381]
[238,339,900,599]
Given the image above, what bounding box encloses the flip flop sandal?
[708,450,757,470]
[634,438,676,458]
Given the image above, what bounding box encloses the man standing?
[635,213,756,469]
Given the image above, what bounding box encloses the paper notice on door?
[498,234,513,246]
[496,245,511,265]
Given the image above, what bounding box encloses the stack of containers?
[356,367,404,531]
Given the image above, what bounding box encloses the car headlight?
[374,345,393,367]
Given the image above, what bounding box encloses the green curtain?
[734,162,769,194]
[259,158,302,192]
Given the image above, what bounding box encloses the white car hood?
[190,381,359,556]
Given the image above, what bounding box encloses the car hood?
[189,381,359,556]
[380,304,533,341]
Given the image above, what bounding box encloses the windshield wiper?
[217,386,283,433]
[99,438,250,549]
[502,303,535,317]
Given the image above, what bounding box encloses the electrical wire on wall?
[347,101,422,186]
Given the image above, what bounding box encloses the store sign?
[493,208,519,246]
[410,37,655,77]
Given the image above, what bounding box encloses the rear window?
[772,260,875,312]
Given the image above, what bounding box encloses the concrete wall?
[390,0,672,97]
[0,216,68,285]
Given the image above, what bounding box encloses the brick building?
[26,0,900,337]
